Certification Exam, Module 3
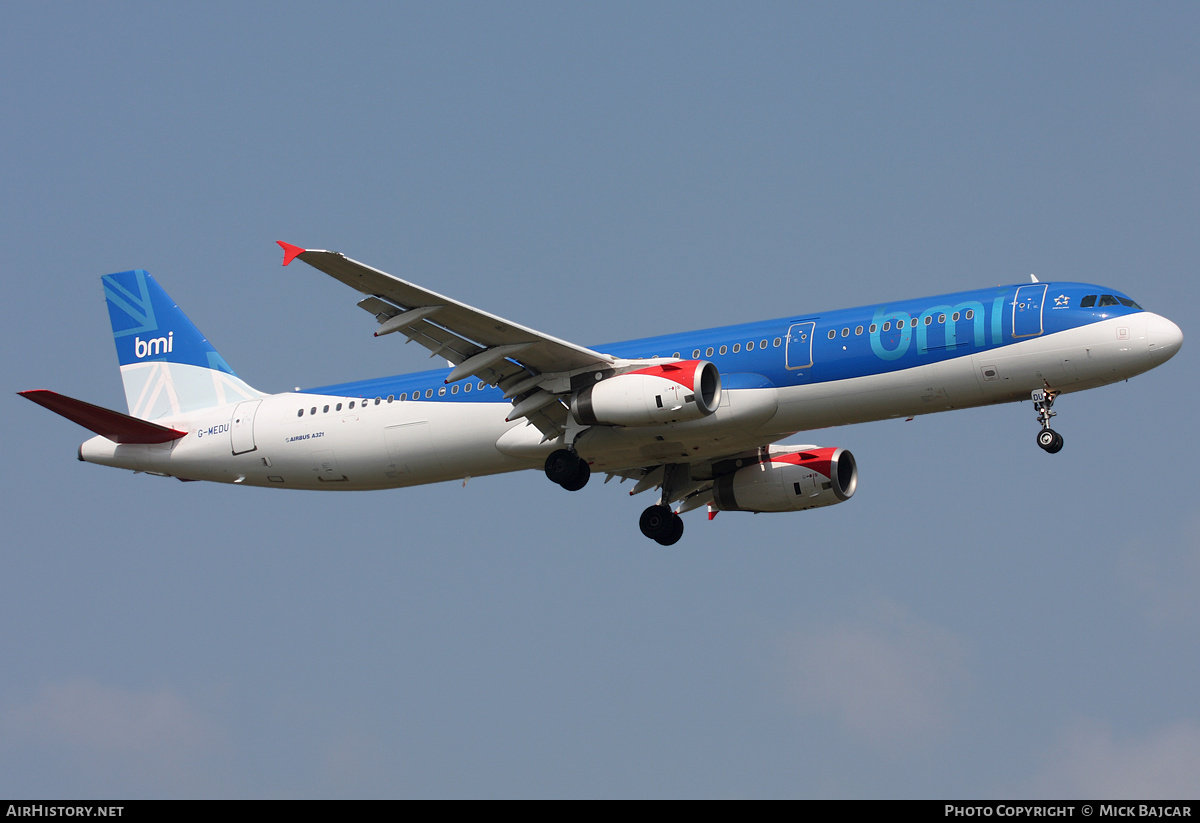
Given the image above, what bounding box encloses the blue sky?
[3,2,1199,798]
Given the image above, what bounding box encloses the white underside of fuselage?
[79,314,1167,490]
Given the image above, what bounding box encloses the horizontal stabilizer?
[19,390,188,444]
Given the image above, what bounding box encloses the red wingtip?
[277,241,306,266]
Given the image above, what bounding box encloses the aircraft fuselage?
[78,281,1181,490]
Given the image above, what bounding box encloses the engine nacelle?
[571,360,721,427]
[711,446,857,513]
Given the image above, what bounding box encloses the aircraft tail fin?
[102,270,263,419]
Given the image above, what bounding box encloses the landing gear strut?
[1032,387,1064,454]
[545,449,590,491]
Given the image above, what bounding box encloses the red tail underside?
[19,390,188,444]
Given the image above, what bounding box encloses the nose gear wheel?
[1032,387,1064,454]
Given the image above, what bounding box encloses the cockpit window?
[1082,293,1141,310]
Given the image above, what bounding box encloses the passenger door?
[785,321,817,370]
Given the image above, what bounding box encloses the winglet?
[277,241,306,266]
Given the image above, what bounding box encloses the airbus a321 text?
[21,242,1183,544]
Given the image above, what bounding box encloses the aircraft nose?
[1146,313,1183,362]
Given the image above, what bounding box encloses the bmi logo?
[134,332,174,358]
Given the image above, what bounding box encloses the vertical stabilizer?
[103,270,262,419]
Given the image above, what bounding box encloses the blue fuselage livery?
[308,282,1153,410]
[21,244,1183,545]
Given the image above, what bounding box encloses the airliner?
[20,242,1183,544]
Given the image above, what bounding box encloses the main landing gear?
[637,462,686,546]
[544,450,686,545]
[639,504,685,546]
[545,448,590,491]
[1032,387,1064,454]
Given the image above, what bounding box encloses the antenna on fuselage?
[1030,273,1040,283]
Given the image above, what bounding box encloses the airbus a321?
[20,242,1183,544]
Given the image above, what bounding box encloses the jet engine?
[711,446,857,513]
[571,360,721,427]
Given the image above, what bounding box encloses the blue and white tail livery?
[21,244,1183,544]
[103,269,261,418]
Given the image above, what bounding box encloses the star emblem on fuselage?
[1054,294,1070,307]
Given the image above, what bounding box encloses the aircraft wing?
[279,242,617,437]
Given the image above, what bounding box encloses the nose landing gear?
[1032,387,1064,454]
[1037,428,1063,453]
